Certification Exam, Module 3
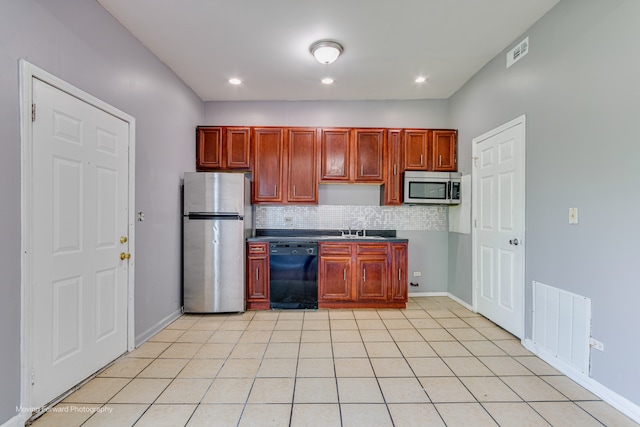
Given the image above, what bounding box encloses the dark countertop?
[247,229,408,243]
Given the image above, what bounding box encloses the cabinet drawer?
[319,243,353,256]
[247,243,268,254]
[356,243,388,255]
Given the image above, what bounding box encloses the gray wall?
[0,0,203,422]
[204,100,449,128]
[448,0,640,406]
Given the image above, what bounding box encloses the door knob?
[120,236,128,244]
[120,252,131,260]
[509,238,519,246]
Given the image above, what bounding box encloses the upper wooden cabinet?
[196,127,223,169]
[196,126,251,171]
[320,128,351,182]
[320,128,385,183]
[382,129,403,205]
[225,127,251,169]
[353,129,385,182]
[286,128,319,203]
[253,127,319,204]
[197,125,456,204]
[252,128,284,203]
[404,129,430,170]
[432,130,457,171]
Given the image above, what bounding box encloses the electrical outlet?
[590,337,604,352]
[569,207,579,224]
[413,272,421,277]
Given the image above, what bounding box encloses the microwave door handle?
[447,181,451,200]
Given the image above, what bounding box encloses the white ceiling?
[97,0,559,102]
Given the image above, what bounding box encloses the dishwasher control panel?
[270,242,318,256]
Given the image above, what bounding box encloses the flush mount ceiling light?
[310,40,344,64]
[321,77,334,85]
[415,76,427,83]
[229,78,242,85]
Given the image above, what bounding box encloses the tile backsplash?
[255,205,447,231]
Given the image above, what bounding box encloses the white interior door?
[473,116,525,338]
[30,77,130,407]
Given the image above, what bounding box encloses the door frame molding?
[19,60,136,410]
[471,114,526,337]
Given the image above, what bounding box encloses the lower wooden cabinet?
[247,240,408,310]
[390,243,408,303]
[318,241,407,309]
[246,243,270,310]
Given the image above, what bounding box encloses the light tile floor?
[32,297,639,426]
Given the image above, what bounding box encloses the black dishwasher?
[269,242,318,309]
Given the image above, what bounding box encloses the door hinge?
[31,368,35,385]
[474,219,477,228]
[31,103,36,122]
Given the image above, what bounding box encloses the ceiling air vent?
[506,37,529,68]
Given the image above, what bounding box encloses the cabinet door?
[247,255,269,302]
[383,129,403,205]
[390,243,408,302]
[356,255,388,301]
[404,129,430,170]
[253,128,284,203]
[318,257,353,301]
[354,129,385,182]
[320,128,351,181]
[287,128,318,203]
[432,130,457,171]
[196,127,223,170]
[225,127,251,169]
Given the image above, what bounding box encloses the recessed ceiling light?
[321,78,334,85]
[229,78,242,85]
[415,76,427,83]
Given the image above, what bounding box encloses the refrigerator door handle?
[187,213,243,220]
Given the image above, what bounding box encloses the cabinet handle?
[363,268,366,282]
[255,268,259,281]
[273,185,277,196]
[343,268,346,281]
[361,164,364,176]
[393,164,397,176]
[439,155,442,166]
[398,268,402,281]
[293,185,296,197]
[420,154,424,166]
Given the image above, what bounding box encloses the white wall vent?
[532,281,591,374]
[506,37,529,68]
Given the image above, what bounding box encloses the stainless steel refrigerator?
[183,172,252,313]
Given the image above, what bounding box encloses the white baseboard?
[134,308,182,346]
[408,292,474,311]
[443,293,474,311]
[523,339,640,424]
[0,413,27,427]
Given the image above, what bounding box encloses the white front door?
[30,77,130,408]
[473,116,525,338]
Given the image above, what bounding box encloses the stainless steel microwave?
[403,171,461,205]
